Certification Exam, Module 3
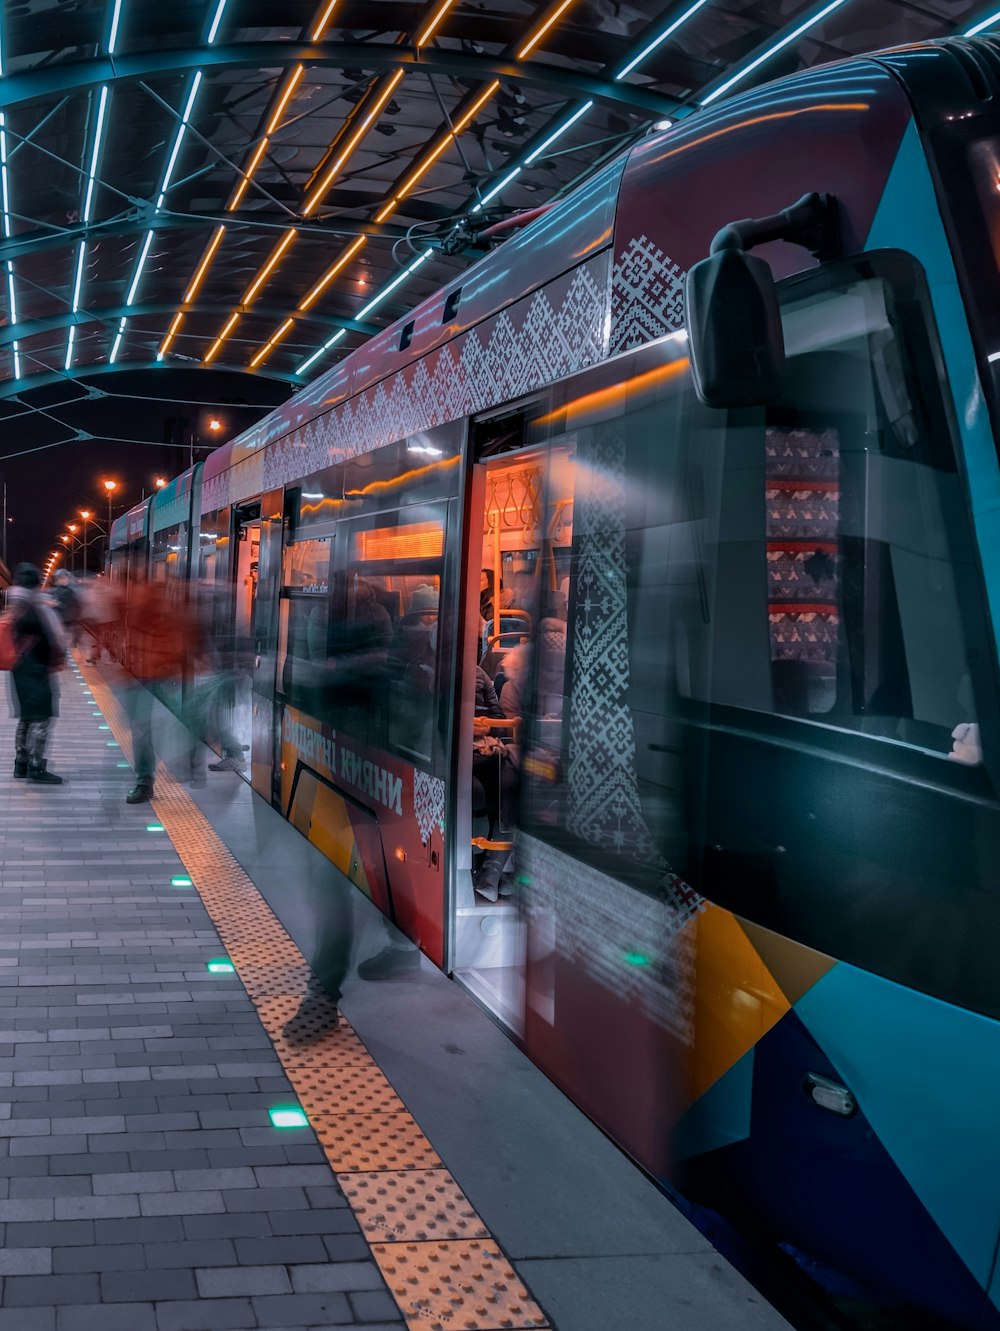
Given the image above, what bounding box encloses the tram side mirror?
[685,248,785,408]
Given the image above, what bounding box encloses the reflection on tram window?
[517,255,991,908]
[278,510,447,763]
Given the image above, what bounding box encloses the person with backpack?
[50,570,82,647]
[1,563,66,784]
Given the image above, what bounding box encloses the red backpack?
[0,612,22,671]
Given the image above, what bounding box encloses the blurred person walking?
[50,570,82,647]
[2,563,66,783]
[123,576,200,803]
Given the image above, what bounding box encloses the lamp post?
[102,480,118,563]
[66,524,79,574]
[79,510,91,573]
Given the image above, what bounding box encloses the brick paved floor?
[0,663,405,1331]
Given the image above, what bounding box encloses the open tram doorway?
[453,407,575,1031]
[227,504,260,775]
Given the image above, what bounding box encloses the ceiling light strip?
[249,235,367,366]
[204,311,241,364]
[298,235,367,311]
[615,0,712,79]
[68,82,112,371]
[249,317,295,367]
[266,64,305,135]
[517,0,578,59]
[375,80,500,222]
[966,6,1000,33]
[699,0,851,106]
[311,0,340,40]
[184,223,227,303]
[0,107,17,378]
[157,310,185,361]
[115,0,224,365]
[303,68,405,215]
[229,137,270,210]
[416,0,457,47]
[108,0,125,54]
[242,227,297,305]
[202,227,297,365]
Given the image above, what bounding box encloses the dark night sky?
[0,367,289,573]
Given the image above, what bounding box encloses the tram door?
[250,489,283,799]
[230,503,260,774]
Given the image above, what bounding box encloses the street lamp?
[155,477,167,489]
[102,481,118,562]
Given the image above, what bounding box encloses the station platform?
[0,653,794,1331]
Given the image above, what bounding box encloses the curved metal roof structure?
[0,0,996,410]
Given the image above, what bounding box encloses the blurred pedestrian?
[123,575,201,803]
[5,563,66,784]
[50,570,83,647]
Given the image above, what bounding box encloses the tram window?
[759,265,982,759]
[278,538,332,714]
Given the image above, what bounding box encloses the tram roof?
[0,0,995,450]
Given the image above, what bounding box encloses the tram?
[109,38,1000,1329]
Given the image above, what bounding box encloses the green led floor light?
[146,823,164,833]
[269,1106,309,1129]
[171,876,193,888]
[106,741,119,748]
[116,762,129,768]
[98,725,110,731]
[207,957,235,973]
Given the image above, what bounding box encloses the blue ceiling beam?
[0,41,679,118]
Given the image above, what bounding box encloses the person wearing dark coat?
[7,563,66,784]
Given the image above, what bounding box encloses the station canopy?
[0,0,994,414]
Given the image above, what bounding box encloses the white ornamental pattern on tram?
[261,261,608,491]
[413,770,446,846]
[610,234,686,355]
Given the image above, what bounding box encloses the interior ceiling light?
[966,6,1000,33]
[375,80,501,223]
[517,0,578,58]
[157,222,226,361]
[310,0,340,40]
[204,311,241,364]
[108,0,125,53]
[0,108,19,379]
[699,0,852,106]
[68,82,111,371]
[416,0,457,47]
[303,69,405,216]
[112,0,227,366]
[249,235,367,368]
[163,0,341,366]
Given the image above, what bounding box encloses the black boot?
[126,783,154,804]
[27,761,62,785]
[13,752,27,779]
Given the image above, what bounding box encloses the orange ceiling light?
[228,138,270,209]
[204,311,241,364]
[416,0,457,47]
[158,311,186,359]
[375,79,500,223]
[249,317,295,368]
[242,227,298,305]
[299,235,368,311]
[310,0,341,39]
[517,0,579,58]
[184,224,227,302]
[248,235,367,368]
[266,64,305,135]
[303,69,405,216]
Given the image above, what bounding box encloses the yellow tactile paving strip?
[82,662,551,1331]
